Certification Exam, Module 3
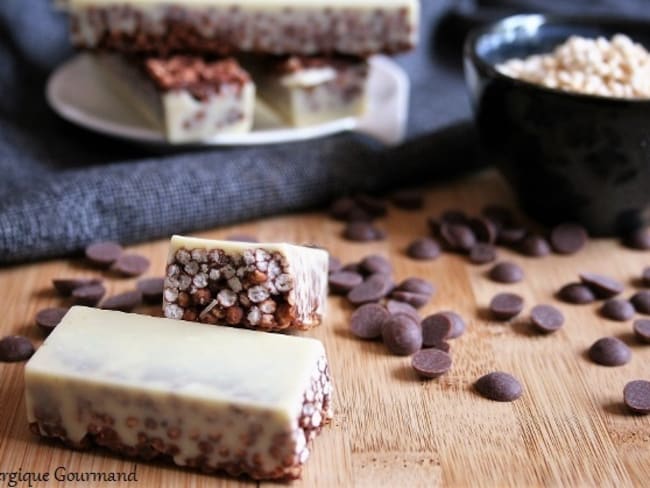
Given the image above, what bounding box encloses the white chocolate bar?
[25,306,333,480]
[94,54,255,143]
[61,0,420,56]
[164,236,328,331]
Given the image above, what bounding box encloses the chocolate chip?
[588,337,631,366]
[624,380,650,414]
[329,197,356,221]
[430,341,451,353]
[642,267,650,287]
[389,291,430,309]
[350,304,389,340]
[382,314,422,356]
[225,234,258,243]
[440,209,468,226]
[630,291,650,315]
[469,243,498,264]
[406,237,441,260]
[481,205,514,228]
[391,190,424,210]
[111,254,151,277]
[497,227,527,246]
[470,217,498,244]
[421,313,452,347]
[579,272,624,298]
[341,262,361,273]
[85,241,123,267]
[35,307,68,335]
[439,311,466,339]
[600,299,635,321]
[519,234,551,257]
[427,216,440,236]
[347,206,373,222]
[360,254,392,275]
[489,293,524,320]
[328,256,342,274]
[557,283,596,304]
[342,221,384,242]
[0,336,35,362]
[354,194,387,218]
[550,223,588,254]
[530,304,564,333]
[347,274,393,305]
[385,300,421,323]
[329,271,363,295]
[395,277,435,296]
[72,283,107,307]
[101,291,143,312]
[488,262,524,284]
[440,223,476,253]
[52,278,102,296]
[411,349,452,378]
[475,372,523,402]
[623,227,650,250]
[633,319,650,343]
[137,277,165,303]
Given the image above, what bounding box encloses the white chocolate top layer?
[26,307,326,420]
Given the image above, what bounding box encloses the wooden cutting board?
[0,170,648,487]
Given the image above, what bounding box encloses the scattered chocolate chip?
[530,305,564,333]
[470,217,498,244]
[630,291,650,315]
[489,293,524,320]
[481,205,514,228]
[382,314,422,356]
[488,262,524,284]
[421,313,452,347]
[390,291,430,309]
[72,283,107,307]
[347,206,373,222]
[519,234,551,257]
[101,291,143,312]
[395,278,435,296]
[137,277,165,303]
[643,267,650,287]
[633,319,650,344]
[328,271,363,295]
[329,197,357,220]
[385,300,421,323]
[427,216,440,236]
[35,307,68,335]
[406,237,441,260]
[0,336,35,362]
[550,223,588,255]
[342,221,384,242]
[469,243,498,264]
[475,372,523,402]
[391,190,424,210]
[350,304,389,340]
[440,209,468,225]
[360,254,392,276]
[52,278,102,296]
[440,223,476,253]
[328,256,342,274]
[341,262,361,273]
[411,349,452,378]
[347,274,393,305]
[429,341,451,353]
[579,272,624,298]
[557,283,596,304]
[439,311,466,339]
[623,227,650,250]
[497,227,527,246]
[354,194,387,218]
[624,380,650,414]
[588,337,631,366]
[225,234,258,243]
[85,241,123,267]
[600,299,635,321]
[111,254,151,277]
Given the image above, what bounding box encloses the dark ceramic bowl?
[464,14,650,235]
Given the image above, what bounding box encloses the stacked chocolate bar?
[58,0,420,142]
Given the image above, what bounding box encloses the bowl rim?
[464,13,650,105]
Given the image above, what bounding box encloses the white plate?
[46,54,409,148]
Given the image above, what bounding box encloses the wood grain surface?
[0,170,648,488]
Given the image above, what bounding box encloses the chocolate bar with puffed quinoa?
[60,0,420,56]
[25,307,333,480]
[163,235,328,331]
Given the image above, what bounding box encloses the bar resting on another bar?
[62,0,420,56]
[25,307,333,480]
[164,235,329,331]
